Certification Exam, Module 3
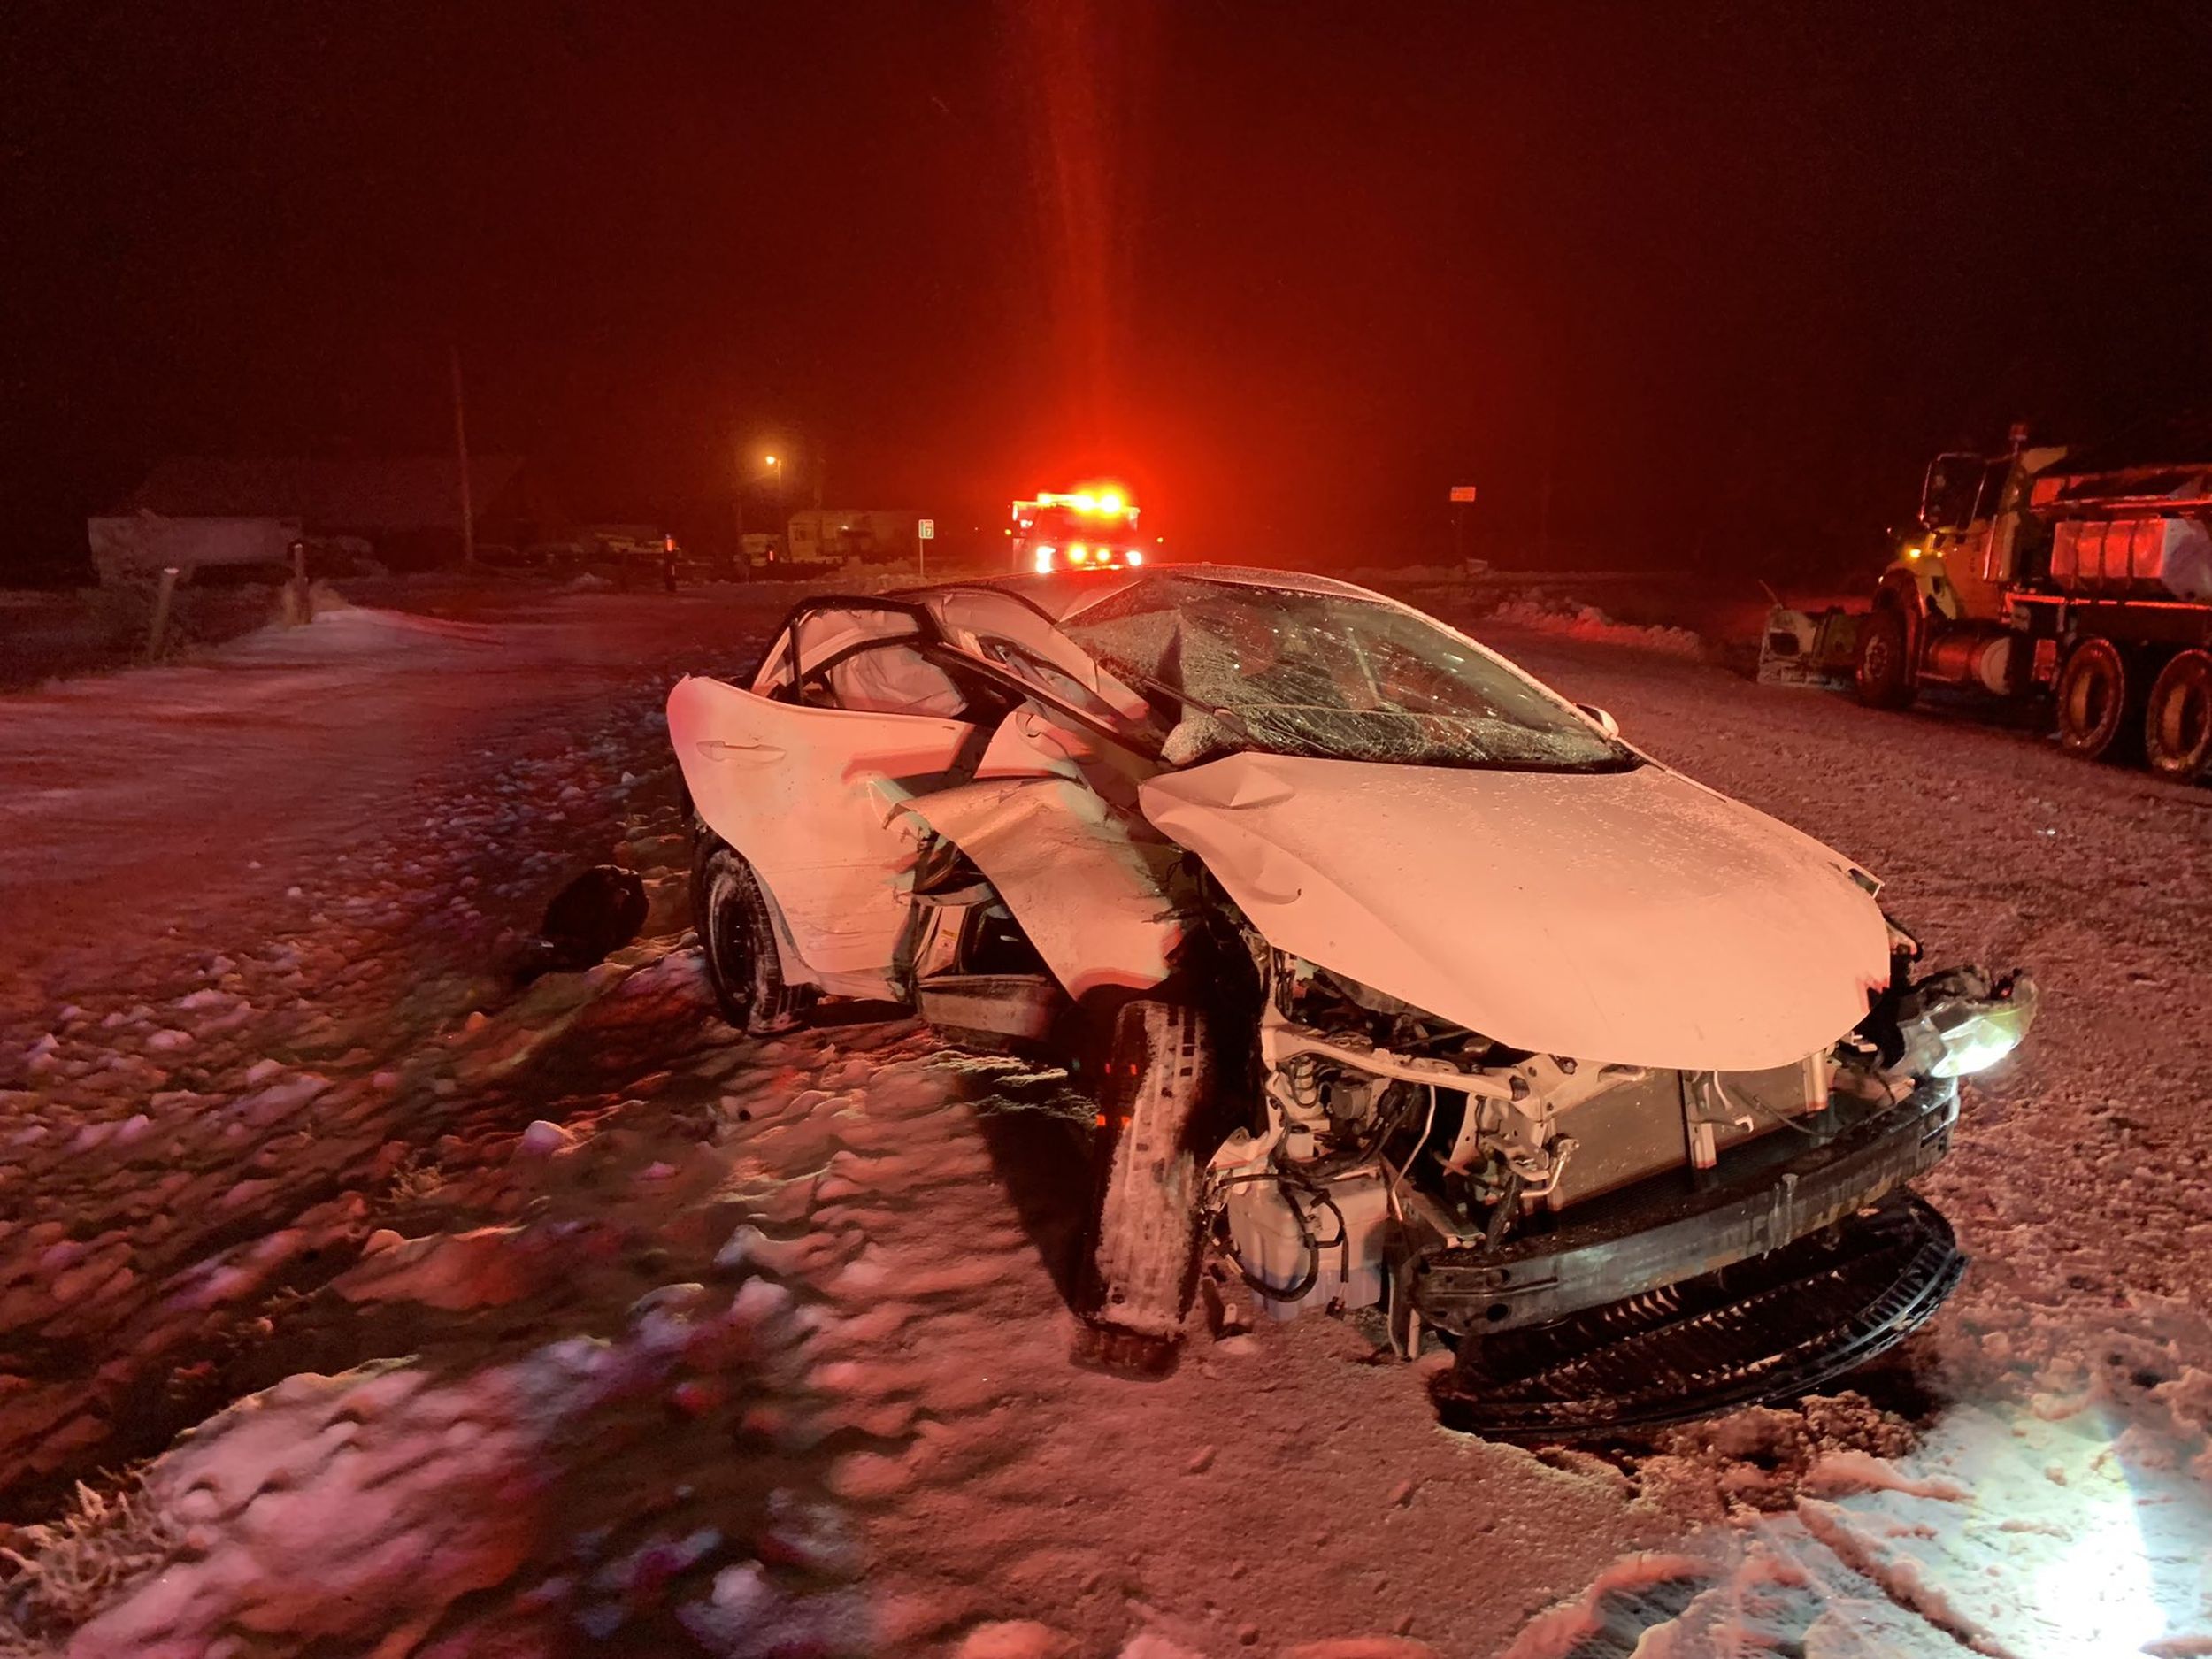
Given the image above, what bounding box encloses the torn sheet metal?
[972,701,1157,825]
[1139,750,1891,1071]
[900,773,1187,1000]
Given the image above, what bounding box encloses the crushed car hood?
[1139,753,1892,1071]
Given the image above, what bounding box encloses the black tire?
[2145,649,2212,780]
[1853,607,1916,710]
[1074,1000,1221,1376]
[692,838,812,1035]
[2055,637,2143,762]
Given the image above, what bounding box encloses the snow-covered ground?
[2,591,2208,1656]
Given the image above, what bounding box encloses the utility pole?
[730,434,748,580]
[450,344,477,566]
[1538,396,1557,565]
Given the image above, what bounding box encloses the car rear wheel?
[1853,607,1916,710]
[1074,999,1222,1376]
[2055,637,2142,762]
[2145,649,2212,780]
[693,838,812,1035]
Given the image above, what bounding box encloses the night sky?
[8,0,2211,580]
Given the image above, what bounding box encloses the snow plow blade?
[1431,1191,1962,1441]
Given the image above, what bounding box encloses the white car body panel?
[972,703,1090,786]
[900,773,1186,999]
[1139,750,1893,1071]
[668,674,975,990]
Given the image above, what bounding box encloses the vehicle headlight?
[1928,990,2037,1076]
[1893,968,2039,1078]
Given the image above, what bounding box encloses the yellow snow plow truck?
[1837,428,2212,778]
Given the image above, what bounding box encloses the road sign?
[918,518,936,540]
[1448,486,1479,503]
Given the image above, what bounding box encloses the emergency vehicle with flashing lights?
[1009,488,1148,574]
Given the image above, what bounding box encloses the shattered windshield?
[1061,574,1632,771]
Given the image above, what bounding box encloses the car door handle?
[694,739,786,764]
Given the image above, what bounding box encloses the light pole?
[763,454,787,563]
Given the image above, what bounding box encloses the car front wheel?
[693,838,812,1035]
[1075,999,1223,1376]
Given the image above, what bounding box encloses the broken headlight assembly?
[1888,964,2039,1079]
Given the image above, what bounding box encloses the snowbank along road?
[1,586,2207,1657]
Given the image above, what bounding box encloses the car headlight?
[1893,968,2039,1079]
[1928,991,2037,1076]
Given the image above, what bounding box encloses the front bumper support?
[1409,1078,1959,1337]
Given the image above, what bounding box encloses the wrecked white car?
[668,567,2035,1435]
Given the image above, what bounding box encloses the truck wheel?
[2145,650,2212,780]
[1074,1000,1221,1377]
[2056,638,2142,762]
[1853,608,1915,710]
[693,838,812,1035]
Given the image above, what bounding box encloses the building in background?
[784,509,924,567]
[97,456,562,576]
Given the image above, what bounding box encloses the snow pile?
[1791,1395,2211,1656]
[1511,1325,2212,1656]
[1479,595,1707,659]
[196,602,503,664]
[17,588,2212,1655]
[1344,561,1489,586]
[4,1260,859,1657]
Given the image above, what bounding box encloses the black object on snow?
[513,864,649,984]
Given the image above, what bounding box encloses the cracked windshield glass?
[1064,574,1631,769]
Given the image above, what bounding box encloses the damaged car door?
[670,601,987,1005]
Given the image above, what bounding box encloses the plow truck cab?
[1850,429,2212,778]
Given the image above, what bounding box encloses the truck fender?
[1872,568,1935,665]
[1872,567,1927,619]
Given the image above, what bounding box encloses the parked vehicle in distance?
[669,565,2037,1435]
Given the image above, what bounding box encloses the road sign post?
[1448,486,1478,565]
[918,518,935,578]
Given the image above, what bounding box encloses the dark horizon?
[9,0,2212,581]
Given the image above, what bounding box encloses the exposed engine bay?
[1196,925,2032,1431]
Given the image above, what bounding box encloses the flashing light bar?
[1019,489,1136,519]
